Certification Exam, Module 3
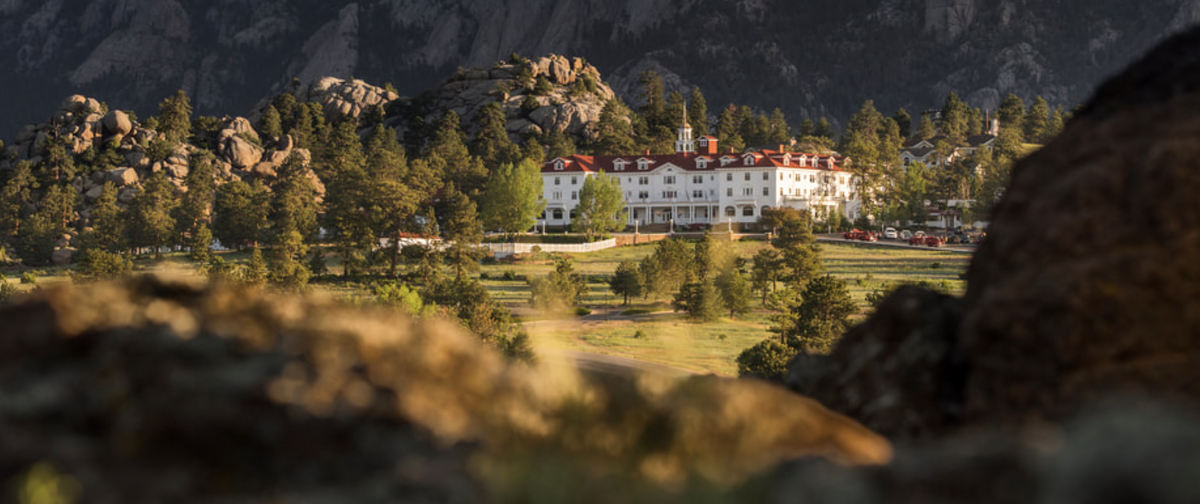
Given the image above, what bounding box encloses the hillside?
[2,0,1198,139]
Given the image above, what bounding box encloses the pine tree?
[426,112,487,196]
[716,267,753,318]
[545,129,577,159]
[673,277,722,322]
[322,118,374,277]
[364,125,420,277]
[750,247,784,302]
[595,98,638,156]
[80,183,126,253]
[173,152,216,247]
[243,248,268,286]
[213,179,271,250]
[481,159,545,239]
[916,114,937,140]
[127,172,178,259]
[893,108,912,139]
[1025,96,1052,143]
[571,170,626,242]
[939,92,970,143]
[771,275,857,353]
[689,87,709,136]
[638,70,666,128]
[767,108,791,145]
[609,260,643,305]
[997,94,1027,133]
[258,104,283,140]
[441,186,485,279]
[814,117,834,140]
[189,223,213,262]
[0,161,36,241]
[763,207,822,286]
[471,102,512,168]
[157,90,193,143]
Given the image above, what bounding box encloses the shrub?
[930,262,942,269]
[717,334,728,341]
[521,95,541,115]
[20,272,37,285]
[736,339,797,382]
[480,272,491,280]
[502,270,517,281]
[72,249,133,283]
[633,329,647,339]
[574,307,592,317]
[622,308,654,316]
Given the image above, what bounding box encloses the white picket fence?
[484,238,618,258]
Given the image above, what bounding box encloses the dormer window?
[554,160,565,171]
[743,154,757,165]
[720,156,735,167]
[783,154,790,166]
[638,159,650,171]
[696,158,709,169]
[614,159,628,171]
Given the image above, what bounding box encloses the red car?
[843,229,878,242]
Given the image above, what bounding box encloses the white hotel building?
[540,120,862,228]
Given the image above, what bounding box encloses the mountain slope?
[1,0,1197,140]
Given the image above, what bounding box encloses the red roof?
[542,149,848,174]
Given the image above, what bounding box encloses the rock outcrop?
[390,55,615,144]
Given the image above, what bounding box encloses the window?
[726,188,733,197]
[743,206,754,217]
[638,176,649,185]
[762,172,769,180]
[744,173,751,181]
[638,191,649,199]
[697,159,708,169]
[692,175,703,184]
[725,206,736,217]
[554,160,564,171]
[571,176,578,185]
[726,173,733,181]
[554,177,561,186]
[638,160,649,170]
[762,187,769,196]
[743,188,753,196]
[692,190,703,199]
[552,209,563,219]
[570,191,577,200]
[614,159,628,171]
[664,176,676,184]
[552,191,562,200]
[663,190,677,199]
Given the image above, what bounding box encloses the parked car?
[884,227,898,239]
[900,230,913,240]
[843,229,879,242]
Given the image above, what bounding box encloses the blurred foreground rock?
[0,276,889,503]
[790,25,1200,439]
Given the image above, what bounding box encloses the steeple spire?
[675,101,695,154]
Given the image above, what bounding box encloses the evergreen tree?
[716,106,738,143]
[997,94,1027,133]
[189,223,213,262]
[916,114,937,140]
[258,104,283,140]
[814,117,834,140]
[672,277,722,322]
[521,136,545,164]
[799,118,815,138]
[364,125,421,278]
[571,170,626,242]
[72,249,133,282]
[79,183,126,253]
[716,267,753,317]
[127,172,177,258]
[608,260,643,305]
[213,179,270,250]
[43,136,77,183]
[243,248,268,286]
[771,275,857,353]
[595,98,638,156]
[173,152,216,247]
[762,207,823,286]
[481,159,545,239]
[968,107,984,136]
[900,162,930,224]
[689,87,709,136]
[426,112,487,196]
[0,161,36,241]
[1047,106,1066,140]
[939,92,970,143]
[640,238,692,297]
[13,212,57,266]
[1025,96,1052,143]
[528,255,589,310]
[750,247,784,302]
[322,118,374,276]
[893,108,912,139]
[441,186,485,279]
[157,90,192,143]
[665,91,687,131]
[471,102,513,168]
[638,70,666,128]
[545,129,577,159]
[736,339,796,381]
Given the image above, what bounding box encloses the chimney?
[778,144,787,153]
[700,136,718,155]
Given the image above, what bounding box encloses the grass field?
[1,238,972,376]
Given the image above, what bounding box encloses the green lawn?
[2,239,972,377]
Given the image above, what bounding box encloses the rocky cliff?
[2,0,1197,140]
